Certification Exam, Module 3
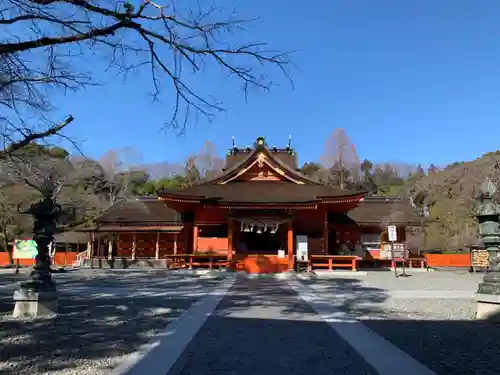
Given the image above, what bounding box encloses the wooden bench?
[167,254,228,270]
[309,255,358,272]
[391,257,427,269]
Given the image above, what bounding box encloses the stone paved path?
[166,278,379,375]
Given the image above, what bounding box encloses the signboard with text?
[381,243,405,260]
[296,235,308,261]
[471,249,489,270]
[13,239,38,260]
[388,225,397,242]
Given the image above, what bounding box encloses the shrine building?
[82,137,422,273]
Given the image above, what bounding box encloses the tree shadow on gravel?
[165,277,389,375]
[192,277,500,375]
[361,314,500,375]
[209,277,390,319]
[293,277,500,375]
[0,271,222,375]
[0,269,219,292]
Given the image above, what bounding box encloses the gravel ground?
[300,271,500,375]
[0,269,222,375]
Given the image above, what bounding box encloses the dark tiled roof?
[223,152,248,170]
[95,198,181,224]
[215,139,316,185]
[158,181,365,204]
[54,231,107,242]
[92,195,419,226]
[348,196,422,225]
[224,149,298,170]
[95,225,183,232]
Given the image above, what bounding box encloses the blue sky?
[53,0,500,168]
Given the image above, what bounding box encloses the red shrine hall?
[83,137,421,273]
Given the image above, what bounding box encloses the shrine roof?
[209,136,319,185]
[54,230,107,243]
[87,195,421,227]
[157,181,366,204]
[348,196,422,225]
[95,197,181,224]
[224,148,298,171]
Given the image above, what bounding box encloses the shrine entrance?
[238,225,285,254]
[231,215,292,273]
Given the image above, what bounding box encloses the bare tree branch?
[1,0,291,137]
[0,115,73,158]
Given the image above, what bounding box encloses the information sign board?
[388,225,397,242]
[13,239,38,260]
[296,235,308,261]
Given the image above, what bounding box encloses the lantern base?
[476,293,500,320]
[12,289,58,318]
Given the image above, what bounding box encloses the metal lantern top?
[476,177,500,218]
[480,177,497,198]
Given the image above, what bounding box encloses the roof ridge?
[201,141,323,186]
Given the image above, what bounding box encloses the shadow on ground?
[169,277,500,375]
[0,272,221,375]
[361,315,500,375]
[2,274,500,375]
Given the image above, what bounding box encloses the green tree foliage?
[299,162,322,177]
[372,164,405,195]
[359,159,377,193]
[137,176,187,196]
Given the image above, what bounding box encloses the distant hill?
[410,150,500,250]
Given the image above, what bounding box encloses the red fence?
[0,252,78,266]
[0,252,472,269]
[424,253,470,268]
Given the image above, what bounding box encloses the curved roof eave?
[317,191,369,200]
[200,143,322,185]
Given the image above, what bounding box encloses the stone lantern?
[475,178,500,319]
[12,176,61,318]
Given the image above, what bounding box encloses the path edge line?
[287,278,437,375]
[110,276,236,375]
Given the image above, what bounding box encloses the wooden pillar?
[155,232,160,260]
[184,222,193,254]
[287,221,294,270]
[88,232,95,269]
[116,234,120,257]
[89,232,95,258]
[193,224,199,253]
[65,242,69,266]
[108,233,113,260]
[132,233,137,260]
[227,219,234,261]
[173,233,178,255]
[97,238,101,257]
[323,210,329,255]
